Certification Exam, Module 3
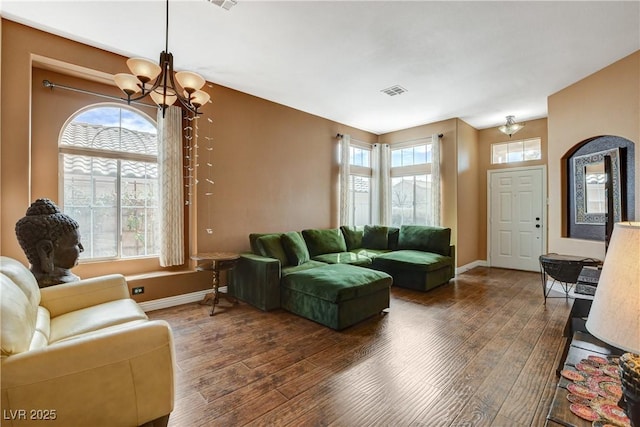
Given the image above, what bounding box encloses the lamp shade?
[175,71,206,93]
[126,58,162,83]
[114,73,142,95]
[150,88,177,108]
[585,222,640,354]
[189,89,211,108]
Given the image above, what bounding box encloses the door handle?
[536,224,541,228]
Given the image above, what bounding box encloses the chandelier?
[114,0,210,116]
[498,115,525,137]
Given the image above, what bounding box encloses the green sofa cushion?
[340,226,363,250]
[256,235,289,266]
[302,228,347,257]
[373,250,452,272]
[312,252,372,266]
[398,225,451,256]
[282,260,327,276]
[387,227,400,250]
[362,225,388,249]
[250,232,282,255]
[281,264,392,303]
[351,248,390,258]
[281,231,310,266]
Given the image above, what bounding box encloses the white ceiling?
[2,1,639,134]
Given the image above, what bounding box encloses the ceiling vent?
[381,85,407,96]
[206,0,238,11]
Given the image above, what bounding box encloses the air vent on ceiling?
[381,85,407,96]
[206,0,237,11]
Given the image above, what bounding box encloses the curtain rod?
[42,80,156,109]
[336,133,443,139]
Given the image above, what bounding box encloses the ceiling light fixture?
[498,115,525,137]
[114,0,210,117]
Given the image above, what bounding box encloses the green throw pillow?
[340,226,363,250]
[281,231,310,266]
[302,228,347,256]
[362,225,388,249]
[256,234,289,266]
[387,227,400,250]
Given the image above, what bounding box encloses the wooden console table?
[192,252,240,316]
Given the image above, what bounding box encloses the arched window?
[59,104,159,260]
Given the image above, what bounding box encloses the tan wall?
[193,84,376,254]
[456,120,480,267]
[548,50,639,260]
[477,118,549,260]
[1,20,376,301]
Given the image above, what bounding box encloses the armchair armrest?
[1,320,174,427]
[229,253,281,311]
[40,274,130,317]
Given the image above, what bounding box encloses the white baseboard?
[456,260,488,275]
[138,289,211,312]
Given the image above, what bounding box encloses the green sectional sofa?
[230,225,455,329]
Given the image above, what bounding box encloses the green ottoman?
[372,249,454,291]
[280,264,392,330]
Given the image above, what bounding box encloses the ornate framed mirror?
[566,135,635,241]
[573,148,622,225]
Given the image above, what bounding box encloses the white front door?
[488,167,546,271]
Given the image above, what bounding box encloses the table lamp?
[586,222,640,427]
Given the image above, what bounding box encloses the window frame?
[389,138,433,226]
[491,137,542,165]
[58,103,159,262]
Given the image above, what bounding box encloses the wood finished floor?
[148,267,573,427]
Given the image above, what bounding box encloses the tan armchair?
[1,256,175,427]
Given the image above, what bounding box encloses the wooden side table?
[192,252,240,316]
[539,254,601,303]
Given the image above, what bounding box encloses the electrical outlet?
[132,286,144,295]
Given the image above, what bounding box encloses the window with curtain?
[347,144,373,226]
[59,104,159,260]
[390,139,435,226]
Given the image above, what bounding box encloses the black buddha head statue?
[15,198,84,287]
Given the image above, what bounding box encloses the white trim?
[456,260,488,275]
[138,289,210,312]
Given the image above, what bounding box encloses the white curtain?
[372,143,391,225]
[338,134,351,225]
[157,106,184,266]
[430,133,441,226]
